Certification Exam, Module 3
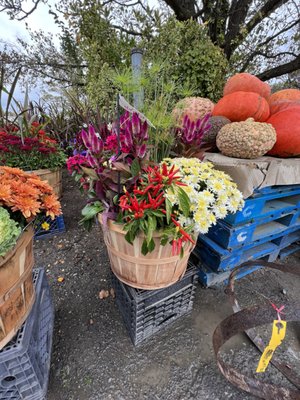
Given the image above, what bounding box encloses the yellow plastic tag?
[256,320,287,373]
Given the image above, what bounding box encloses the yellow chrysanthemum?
[41,222,50,231]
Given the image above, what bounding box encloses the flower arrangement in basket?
[0,166,62,256]
[0,165,61,348]
[0,122,66,171]
[68,111,244,289]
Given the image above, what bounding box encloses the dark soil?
[33,170,300,400]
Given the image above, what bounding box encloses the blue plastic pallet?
[195,255,271,287]
[207,209,300,249]
[273,228,300,248]
[195,223,300,272]
[253,184,300,196]
[0,268,54,400]
[278,243,300,260]
[194,232,300,287]
[193,239,279,274]
[34,214,66,239]
[196,237,300,287]
[224,189,300,226]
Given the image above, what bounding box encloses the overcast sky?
[0,0,159,103]
[0,0,159,44]
[0,0,60,45]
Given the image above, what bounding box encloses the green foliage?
[144,18,228,102]
[1,148,66,171]
[79,202,104,230]
[101,62,197,163]
[66,0,134,111]
[0,207,21,257]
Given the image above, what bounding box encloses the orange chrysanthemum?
[0,166,61,220]
[11,195,41,219]
[0,183,12,203]
[11,181,40,199]
[43,194,62,219]
[27,177,53,194]
[0,166,26,177]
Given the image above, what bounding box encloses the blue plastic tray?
[34,215,66,239]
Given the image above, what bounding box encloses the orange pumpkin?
[212,91,270,122]
[224,73,271,99]
[270,100,300,115]
[269,89,300,105]
[267,107,300,157]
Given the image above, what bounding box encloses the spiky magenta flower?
[81,125,104,154]
[179,114,211,146]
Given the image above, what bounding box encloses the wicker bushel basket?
[30,168,62,199]
[99,215,195,290]
[0,226,35,349]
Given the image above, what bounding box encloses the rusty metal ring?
[212,260,300,399]
[213,300,300,399]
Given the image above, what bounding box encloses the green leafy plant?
[144,18,228,102]
[0,207,21,257]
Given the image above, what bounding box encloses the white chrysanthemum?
[161,157,244,234]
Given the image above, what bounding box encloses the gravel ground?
[33,170,300,400]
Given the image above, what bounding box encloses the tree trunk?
[163,0,197,20]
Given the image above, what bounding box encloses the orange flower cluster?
[0,166,61,219]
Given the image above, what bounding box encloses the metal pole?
[131,48,144,110]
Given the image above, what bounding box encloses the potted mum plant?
[0,166,61,349]
[0,122,66,198]
[69,112,244,290]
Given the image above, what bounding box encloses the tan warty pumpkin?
[172,97,214,126]
[216,118,276,159]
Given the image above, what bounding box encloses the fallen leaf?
[98,290,109,299]
[57,276,65,283]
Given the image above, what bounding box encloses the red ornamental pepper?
[171,217,195,245]
[152,184,163,196]
[134,210,144,219]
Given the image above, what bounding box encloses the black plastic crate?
[112,263,198,346]
[0,269,54,400]
[34,215,66,239]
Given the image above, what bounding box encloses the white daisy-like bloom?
[161,157,244,235]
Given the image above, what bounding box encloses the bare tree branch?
[240,17,300,71]
[257,54,300,81]
[110,23,142,36]
[224,0,252,56]
[246,0,290,36]
[225,0,291,57]
[0,0,43,20]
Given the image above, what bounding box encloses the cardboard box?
[203,153,300,198]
